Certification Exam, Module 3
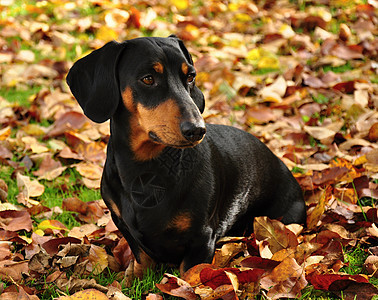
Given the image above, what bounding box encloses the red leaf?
[332,81,356,94]
[240,256,280,271]
[306,273,369,291]
[42,237,81,255]
[200,268,232,289]
[200,267,264,290]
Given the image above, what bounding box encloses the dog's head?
[66,36,206,160]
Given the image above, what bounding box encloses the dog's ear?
[66,41,127,123]
[169,35,205,113]
[191,86,205,114]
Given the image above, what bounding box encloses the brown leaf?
[16,173,45,198]
[42,237,81,256]
[47,111,88,138]
[112,238,133,270]
[253,217,298,254]
[0,178,8,201]
[68,223,99,239]
[260,257,307,298]
[86,244,108,275]
[74,162,102,180]
[33,155,66,180]
[266,275,307,299]
[0,242,11,260]
[156,274,197,300]
[0,144,13,160]
[307,186,332,230]
[213,242,245,268]
[0,210,32,232]
[28,247,51,274]
[312,167,349,185]
[0,260,29,282]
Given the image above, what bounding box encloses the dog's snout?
[180,121,206,143]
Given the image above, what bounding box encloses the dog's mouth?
[148,131,201,148]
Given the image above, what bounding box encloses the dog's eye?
[141,76,154,85]
[187,74,195,84]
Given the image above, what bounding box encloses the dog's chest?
[128,148,195,207]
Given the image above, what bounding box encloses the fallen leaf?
[0,260,29,282]
[156,274,197,300]
[17,173,45,198]
[57,288,109,300]
[253,217,298,254]
[258,76,287,103]
[86,244,108,275]
[0,210,32,232]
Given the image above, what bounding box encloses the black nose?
[180,121,206,143]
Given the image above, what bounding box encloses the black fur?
[67,36,306,272]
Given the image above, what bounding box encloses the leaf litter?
[0,0,377,299]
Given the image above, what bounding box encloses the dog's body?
[67,36,306,274]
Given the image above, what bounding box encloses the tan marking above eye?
[153,62,164,74]
[181,62,188,75]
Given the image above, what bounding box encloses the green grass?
[322,62,354,74]
[250,68,281,75]
[124,266,179,299]
[0,86,41,107]
[312,93,330,104]
[341,245,368,275]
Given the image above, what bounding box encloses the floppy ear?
[66,41,127,123]
[169,35,205,113]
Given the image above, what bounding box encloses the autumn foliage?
[0,0,377,299]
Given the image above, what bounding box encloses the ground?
[0,0,377,299]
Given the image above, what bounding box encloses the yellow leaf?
[95,26,118,42]
[0,126,11,140]
[185,24,200,38]
[279,24,295,39]
[19,235,32,244]
[307,186,332,229]
[34,229,45,236]
[38,220,68,232]
[246,48,261,62]
[171,0,188,10]
[257,56,280,69]
[354,155,367,166]
[235,13,252,22]
[21,124,46,136]
[228,3,239,11]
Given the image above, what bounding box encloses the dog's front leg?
[180,230,216,275]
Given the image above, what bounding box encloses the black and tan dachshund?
[66,35,306,276]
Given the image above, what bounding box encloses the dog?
[66,35,306,276]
